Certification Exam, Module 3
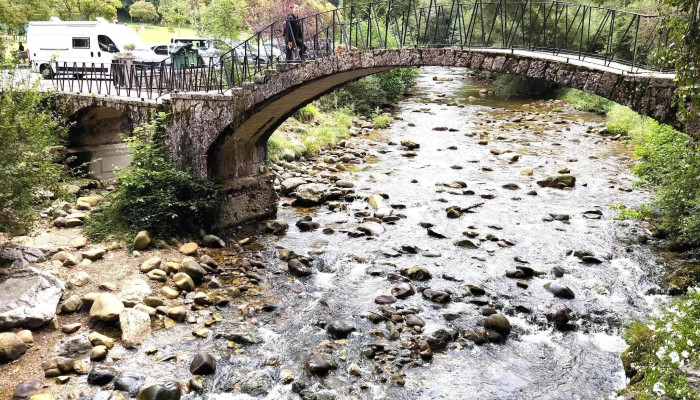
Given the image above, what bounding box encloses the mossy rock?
[665,264,700,293]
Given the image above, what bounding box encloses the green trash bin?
[172,48,200,68]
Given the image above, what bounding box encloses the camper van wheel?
[39,64,54,79]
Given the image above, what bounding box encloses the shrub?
[558,88,614,113]
[85,113,220,241]
[373,114,391,128]
[295,104,320,123]
[0,59,66,233]
[492,74,558,99]
[622,292,700,399]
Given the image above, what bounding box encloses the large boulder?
[0,332,27,363]
[119,309,152,348]
[180,259,207,282]
[280,177,307,194]
[118,279,152,307]
[90,293,125,322]
[0,246,52,268]
[291,183,329,207]
[133,231,151,250]
[0,268,65,329]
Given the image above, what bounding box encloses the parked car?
[27,17,163,78]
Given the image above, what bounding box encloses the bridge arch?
[168,48,676,182]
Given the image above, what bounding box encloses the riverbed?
[52,66,672,400]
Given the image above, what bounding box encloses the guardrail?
[51,0,673,99]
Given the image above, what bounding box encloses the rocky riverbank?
[0,67,677,400]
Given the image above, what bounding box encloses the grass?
[558,88,614,114]
[373,114,391,128]
[268,107,353,162]
[126,24,197,45]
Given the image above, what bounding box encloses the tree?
[0,0,52,32]
[129,0,158,22]
[201,0,247,42]
[241,0,334,33]
[55,0,124,21]
[158,0,206,34]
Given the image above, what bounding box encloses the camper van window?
[72,37,90,49]
[98,35,117,52]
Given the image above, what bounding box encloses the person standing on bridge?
[284,4,307,62]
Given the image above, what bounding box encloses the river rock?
[326,320,356,339]
[545,282,576,299]
[190,352,217,375]
[118,279,151,307]
[167,306,187,323]
[391,282,415,299]
[202,234,225,248]
[60,294,81,314]
[82,248,106,261]
[374,294,397,304]
[422,289,451,303]
[87,366,116,385]
[296,216,320,231]
[537,174,576,188]
[265,220,289,235]
[288,259,312,276]
[426,328,458,352]
[427,228,448,238]
[306,353,337,374]
[54,333,92,357]
[292,183,328,206]
[483,314,511,336]
[179,243,198,255]
[367,194,384,209]
[0,332,27,362]
[90,293,125,322]
[405,314,425,327]
[173,273,195,291]
[133,231,151,250]
[137,382,181,400]
[400,139,420,150]
[281,177,307,194]
[0,267,65,329]
[357,221,385,236]
[240,369,273,396]
[400,266,432,281]
[120,309,151,348]
[454,239,479,249]
[90,345,108,361]
[180,259,206,282]
[13,378,42,399]
[140,257,162,273]
[114,374,144,396]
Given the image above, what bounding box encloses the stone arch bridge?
[51,0,683,226]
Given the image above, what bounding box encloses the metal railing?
[51,0,673,99]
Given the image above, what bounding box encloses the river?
[92,67,670,400]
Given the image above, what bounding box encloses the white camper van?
[27,17,164,78]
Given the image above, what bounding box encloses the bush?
[558,88,614,113]
[622,292,700,399]
[85,113,220,241]
[0,59,66,233]
[373,114,391,128]
[492,74,558,99]
[295,104,320,123]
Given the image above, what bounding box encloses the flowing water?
[95,67,672,400]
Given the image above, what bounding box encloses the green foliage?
[558,88,614,113]
[622,292,700,399]
[599,102,700,249]
[607,104,648,135]
[373,114,390,128]
[0,60,66,233]
[158,0,190,33]
[268,109,352,162]
[492,74,558,99]
[0,0,52,33]
[318,68,420,116]
[85,113,220,241]
[295,104,320,123]
[56,0,124,21]
[201,0,247,41]
[129,0,159,22]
